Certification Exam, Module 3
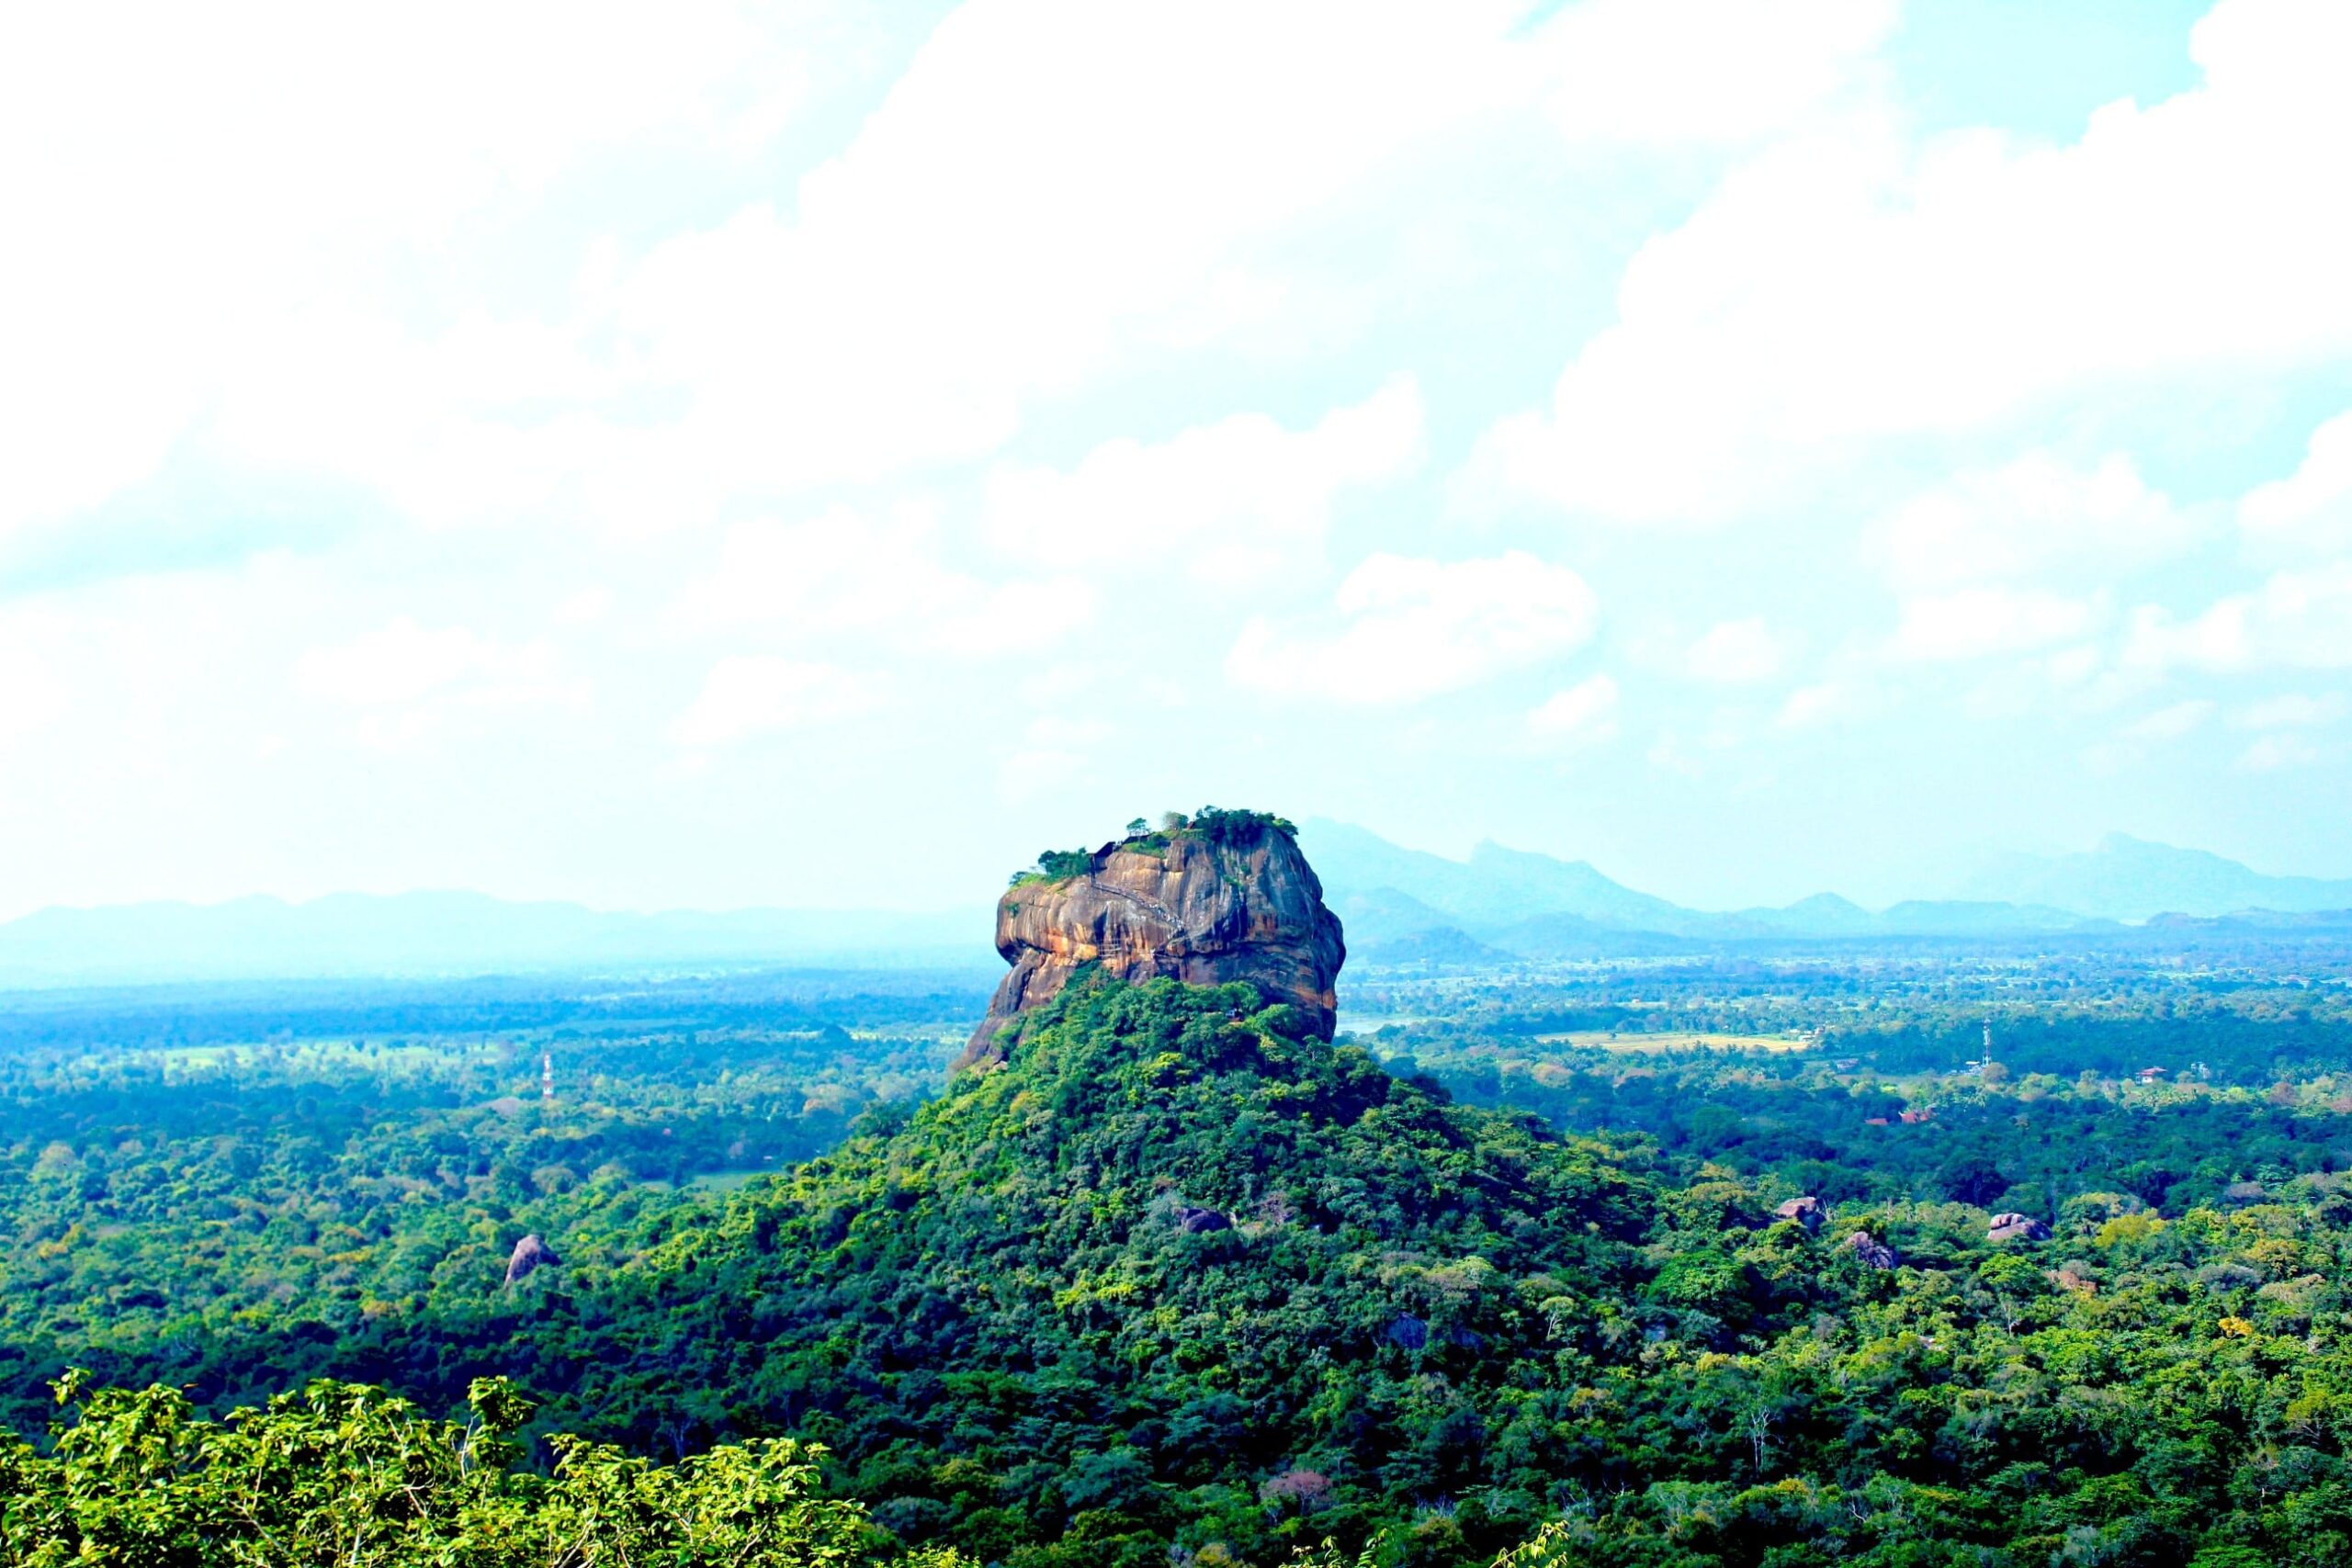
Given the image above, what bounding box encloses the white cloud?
[1472,0,2352,525]
[595,5,1531,509]
[173,0,1892,538]
[553,587,616,626]
[2125,562,2352,671]
[2044,645,2106,689]
[996,716,1112,804]
[2236,732,2322,772]
[0,656,67,745]
[2121,699,2216,741]
[1685,617,1788,683]
[1645,732,1713,778]
[672,506,1092,655]
[668,657,877,748]
[2241,408,2352,555]
[295,620,573,708]
[1871,453,2195,592]
[294,618,588,750]
[0,1,806,536]
[1776,679,1874,730]
[997,750,1085,805]
[0,552,629,887]
[1889,587,2102,662]
[6,0,2346,914]
[0,0,1903,549]
[1526,674,1620,746]
[2235,692,2346,728]
[1537,0,1893,147]
[1227,551,1599,705]
[209,313,629,534]
[984,379,1423,580]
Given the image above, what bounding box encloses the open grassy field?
[1531,1029,1816,1053]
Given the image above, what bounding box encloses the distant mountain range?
[1298,820,2352,964]
[1958,833,2352,921]
[1,825,2345,989]
[0,893,991,988]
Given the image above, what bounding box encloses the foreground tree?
[0,1371,967,1568]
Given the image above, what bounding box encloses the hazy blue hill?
[1300,818,1687,931]
[1304,819,2102,949]
[1476,910,1700,958]
[2142,907,2352,933]
[1460,840,1695,931]
[1732,891,1878,934]
[1296,820,1489,914]
[1962,833,2352,920]
[1870,898,2096,934]
[1326,888,1467,964]
[1349,924,1517,967]
[0,892,989,987]
[1324,885,1460,947]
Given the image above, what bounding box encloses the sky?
[3,0,2350,920]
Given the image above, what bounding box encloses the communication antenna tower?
[541,1048,554,1101]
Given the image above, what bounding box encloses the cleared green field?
[1532,1029,1815,1053]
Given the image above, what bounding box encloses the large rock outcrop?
[959,814,1346,1067]
[1773,1196,1826,1233]
[504,1233,557,1286]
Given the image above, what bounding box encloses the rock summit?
[959,809,1346,1067]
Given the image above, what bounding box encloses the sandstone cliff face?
[960,820,1346,1067]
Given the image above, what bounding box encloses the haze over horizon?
[0,818,2341,922]
[6,0,2350,922]
[8,822,2350,983]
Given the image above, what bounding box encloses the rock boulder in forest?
[504,1233,557,1286]
[1844,1231,1899,1270]
[1774,1196,1826,1232]
[1987,1213,2052,1243]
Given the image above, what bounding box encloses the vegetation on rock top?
[1009,808,1301,886]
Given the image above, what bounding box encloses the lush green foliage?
[1034,850,1097,881]
[571,976,2352,1568]
[1170,807,1300,844]
[1013,807,1299,885]
[0,1371,965,1565]
[15,945,2352,1565]
[0,977,969,1436]
[516,979,1646,1565]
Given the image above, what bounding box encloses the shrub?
[1036,849,1095,880]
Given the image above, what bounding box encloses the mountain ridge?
[1301,818,2344,956]
[3,823,2345,988]
[1959,831,2352,920]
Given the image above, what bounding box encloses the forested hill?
[356,979,1652,1563]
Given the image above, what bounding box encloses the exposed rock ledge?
[958,814,1346,1068]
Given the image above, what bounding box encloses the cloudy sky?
[4,0,2349,919]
